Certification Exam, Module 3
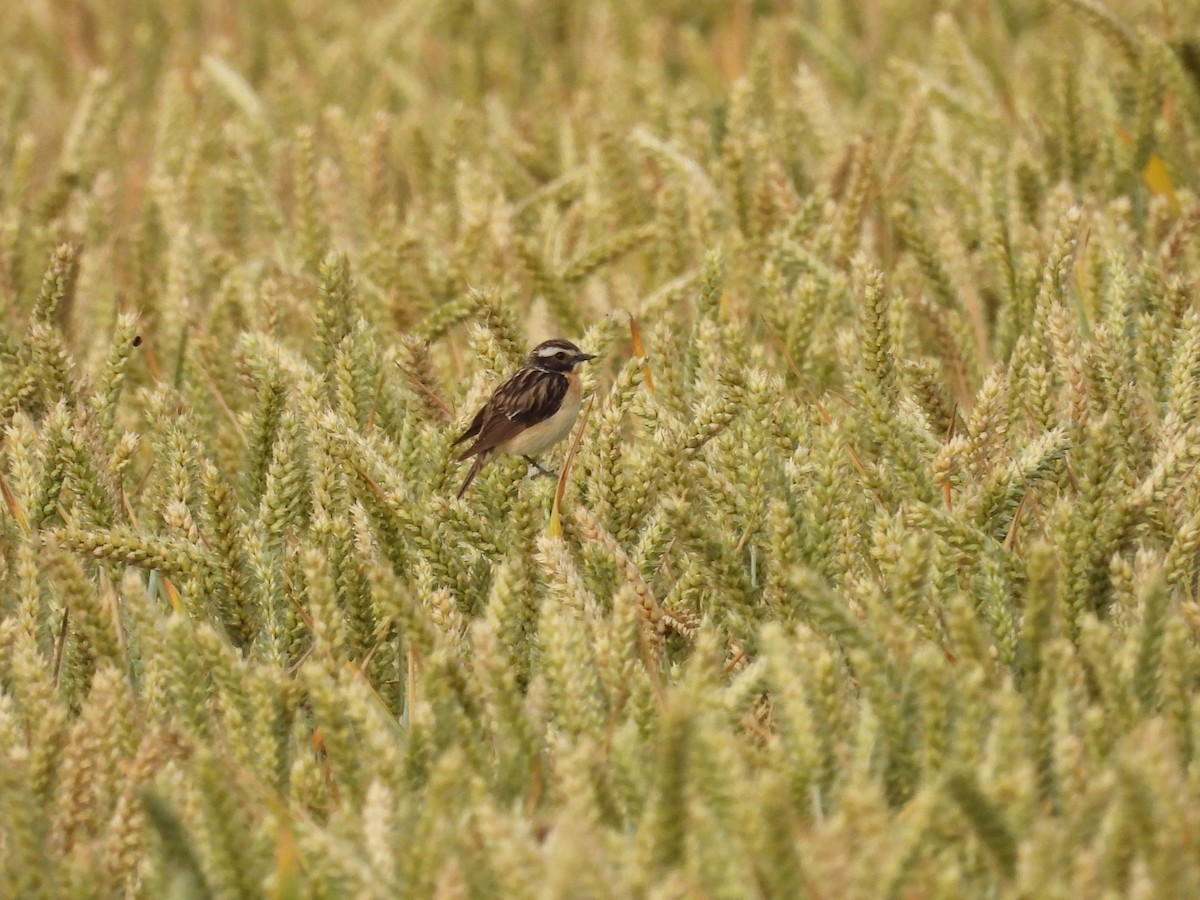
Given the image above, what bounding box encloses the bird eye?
[555,351,566,360]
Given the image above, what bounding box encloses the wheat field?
[3,0,1200,897]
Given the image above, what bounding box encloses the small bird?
[452,338,597,497]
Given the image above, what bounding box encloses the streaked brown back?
[457,366,569,459]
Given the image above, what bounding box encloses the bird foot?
[523,456,557,479]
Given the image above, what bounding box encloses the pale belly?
[503,379,582,457]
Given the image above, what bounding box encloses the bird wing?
[451,406,486,447]
[457,367,568,460]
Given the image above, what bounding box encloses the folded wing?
[457,367,568,460]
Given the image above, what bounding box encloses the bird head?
[527,338,597,372]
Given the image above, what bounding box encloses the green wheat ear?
[4,0,1200,894]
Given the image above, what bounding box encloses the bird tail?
[456,454,488,498]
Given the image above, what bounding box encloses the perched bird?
[452,338,597,497]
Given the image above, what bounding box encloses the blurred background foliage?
[4,0,1200,897]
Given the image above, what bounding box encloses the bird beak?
[578,353,597,362]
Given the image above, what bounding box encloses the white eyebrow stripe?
[537,345,567,357]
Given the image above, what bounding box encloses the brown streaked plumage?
[453,338,596,497]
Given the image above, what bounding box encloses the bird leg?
[523,456,557,478]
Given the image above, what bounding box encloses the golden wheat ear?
[456,454,488,498]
